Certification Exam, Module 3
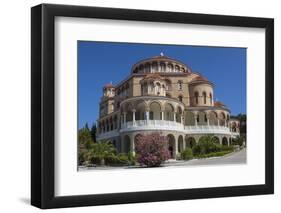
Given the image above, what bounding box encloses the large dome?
[131,53,192,74]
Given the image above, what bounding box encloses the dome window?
[203,92,207,104]
[195,91,199,104]
[177,80,183,90]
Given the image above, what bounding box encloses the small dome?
[191,75,210,83]
[214,101,226,107]
[103,83,114,88]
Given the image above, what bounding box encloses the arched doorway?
[185,136,196,148]
[150,102,161,120]
[219,112,226,126]
[198,111,207,125]
[176,107,182,123]
[178,135,184,153]
[123,135,131,153]
[212,136,220,144]
[135,102,146,121]
[222,137,228,146]
[209,111,218,126]
[164,103,174,121]
[167,134,176,159]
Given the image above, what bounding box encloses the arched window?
[203,91,207,104]
[178,80,183,90]
[195,92,199,104]
[175,65,180,72]
[209,93,213,105]
[160,63,165,72]
[167,64,172,72]
[178,95,183,102]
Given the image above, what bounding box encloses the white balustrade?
[120,120,184,132]
[96,129,119,140]
[98,121,236,137]
[184,125,231,134]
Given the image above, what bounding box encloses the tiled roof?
[103,83,114,88]
[191,75,210,82]
[214,101,226,107]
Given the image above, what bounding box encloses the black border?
[31,3,274,209]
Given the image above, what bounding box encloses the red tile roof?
[214,101,226,107]
[103,83,114,88]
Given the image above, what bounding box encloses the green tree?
[90,123,97,142]
[85,122,90,131]
[193,135,221,155]
[232,135,245,147]
[85,141,116,166]
[78,124,94,165]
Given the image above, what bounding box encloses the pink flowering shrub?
[135,133,170,167]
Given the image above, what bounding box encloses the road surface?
[164,148,247,167]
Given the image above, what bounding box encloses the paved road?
[164,148,247,167]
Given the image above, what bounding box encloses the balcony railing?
[96,129,119,140]
[231,131,240,137]
[97,120,238,139]
[184,125,231,134]
[120,120,184,132]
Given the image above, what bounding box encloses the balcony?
[184,125,231,134]
[120,120,184,132]
[96,129,119,140]
[97,121,237,139]
[231,131,240,137]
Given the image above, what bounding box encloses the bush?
[127,152,137,166]
[135,133,170,167]
[181,148,193,160]
[105,153,129,165]
[117,153,130,164]
[85,141,116,165]
[192,136,234,157]
[195,150,232,158]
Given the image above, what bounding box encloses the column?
[181,115,184,124]
[173,112,176,122]
[132,109,136,123]
[175,137,178,159]
[161,111,164,120]
[145,111,150,121]
[217,118,220,126]
[123,112,127,124]
[183,137,186,150]
[194,114,198,126]
[207,115,210,126]
[130,136,135,156]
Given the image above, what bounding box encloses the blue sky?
[78,41,246,129]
